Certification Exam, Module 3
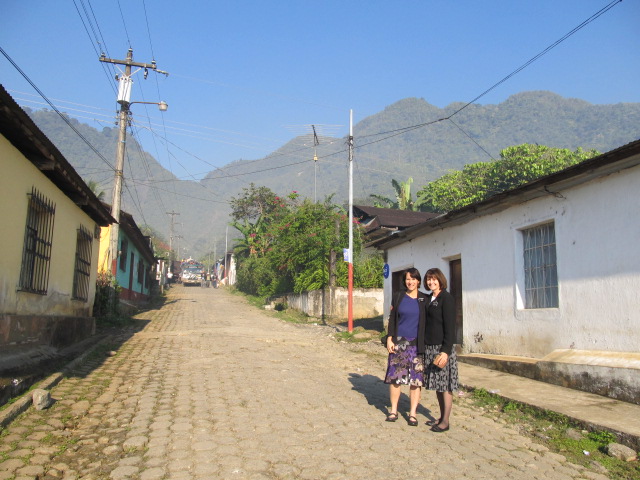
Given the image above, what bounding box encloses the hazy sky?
[2,0,638,186]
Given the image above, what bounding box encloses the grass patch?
[334,327,377,343]
[96,314,136,329]
[467,388,639,480]
[55,437,79,456]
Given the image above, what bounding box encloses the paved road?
[0,285,610,480]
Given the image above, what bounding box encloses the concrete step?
[458,350,640,405]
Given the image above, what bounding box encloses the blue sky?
[2,0,638,183]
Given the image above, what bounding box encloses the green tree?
[86,179,106,201]
[371,177,422,210]
[229,183,281,222]
[230,188,383,298]
[416,144,599,213]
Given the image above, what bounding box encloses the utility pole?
[166,210,180,259]
[348,110,354,333]
[224,225,229,283]
[100,48,168,274]
[312,125,319,202]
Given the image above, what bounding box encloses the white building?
[371,140,640,403]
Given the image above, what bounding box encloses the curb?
[0,334,113,429]
[458,382,640,451]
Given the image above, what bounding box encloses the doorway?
[391,269,407,301]
[449,259,463,347]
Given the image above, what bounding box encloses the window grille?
[119,239,128,271]
[72,225,93,301]
[522,222,558,308]
[19,187,56,294]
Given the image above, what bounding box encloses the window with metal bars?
[522,222,558,309]
[72,225,93,301]
[19,187,56,295]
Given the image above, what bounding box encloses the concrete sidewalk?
[458,362,640,450]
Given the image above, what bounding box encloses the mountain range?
[25,91,640,258]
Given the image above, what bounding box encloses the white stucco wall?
[384,163,640,358]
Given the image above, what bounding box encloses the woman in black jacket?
[423,268,459,432]
[384,268,428,426]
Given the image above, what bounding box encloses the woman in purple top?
[384,268,428,426]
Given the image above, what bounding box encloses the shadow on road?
[348,373,436,422]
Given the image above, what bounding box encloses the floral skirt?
[423,345,459,392]
[384,337,424,387]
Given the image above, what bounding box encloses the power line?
[355,0,622,146]
[116,0,132,48]
[0,45,115,171]
[447,119,495,161]
[71,0,118,96]
[141,0,157,60]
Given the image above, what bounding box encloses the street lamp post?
[108,98,167,273]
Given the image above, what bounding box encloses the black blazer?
[425,289,456,355]
[386,290,428,354]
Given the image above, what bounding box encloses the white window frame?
[516,221,559,309]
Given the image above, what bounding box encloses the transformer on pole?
[99,49,168,274]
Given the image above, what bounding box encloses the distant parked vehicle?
[180,259,204,286]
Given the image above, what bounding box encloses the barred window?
[522,222,558,308]
[119,238,128,271]
[72,225,93,301]
[19,187,56,295]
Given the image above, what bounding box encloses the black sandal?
[386,412,398,422]
[408,415,418,426]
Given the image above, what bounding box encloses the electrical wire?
[71,0,118,96]
[448,0,622,119]
[447,119,495,161]
[9,0,621,207]
[142,0,157,60]
[0,45,116,171]
[116,0,132,48]
[355,0,622,147]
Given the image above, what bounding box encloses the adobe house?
[370,140,640,404]
[0,85,114,379]
[98,207,157,305]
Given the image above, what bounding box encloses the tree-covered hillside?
[25,91,640,258]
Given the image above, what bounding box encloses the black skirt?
[423,345,459,392]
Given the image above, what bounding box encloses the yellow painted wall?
[0,135,101,317]
[98,225,112,273]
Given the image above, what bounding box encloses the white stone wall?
[284,287,383,320]
[384,164,640,358]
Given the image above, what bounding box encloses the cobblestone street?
[0,285,609,480]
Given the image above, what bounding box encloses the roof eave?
[371,140,640,250]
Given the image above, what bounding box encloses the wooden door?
[449,259,463,346]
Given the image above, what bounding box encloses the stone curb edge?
[458,382,640,451]
[0,334,113,429]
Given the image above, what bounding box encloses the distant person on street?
[423,267,459,432]
[384,268,427,426]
